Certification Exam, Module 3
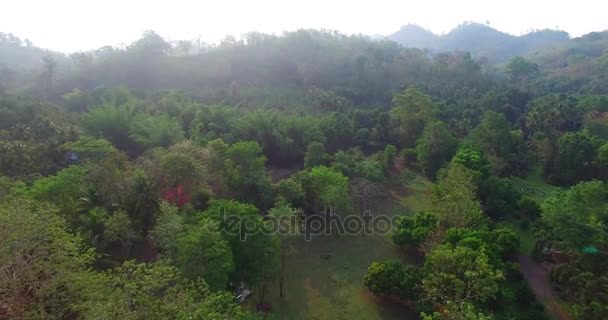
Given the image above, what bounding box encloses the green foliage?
[392,211,438,247]
[382,144,397,171]
[443,227,520,260]
[541,180,608,249]
[597,141,608,166]
[422,245,504,306]
[432,164,484,228]
[62,136,116,162]
[516,196,541,220]
[274,177,305,209]
[301,166,350,214]
[83,103,136,151]
[224,141,273,209]
[320,112,354,151]
[102,210,138,257]
[129,113,184,149]
[175,218,234,291]
[505,56,538,80]
[470,111,527,175]
[331,147,365,176]
[364,261,422,300]
[27,164,89,223]
[148,201,184,256]
[550,131,598,185]
[304,141,327,168]
[205,200,281,290]
[479,177,522,219]
[391,88,437,148]
[72,261,246,320]
[451,145,490,182]
[416,121,459,179]
[550,261,608,320]
[0,200,94,319]
[353,159,384,182]
[525,94,583,138]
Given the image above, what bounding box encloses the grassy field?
[258,168,433,320]
[510,166,559,203]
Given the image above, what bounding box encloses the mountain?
[530,31,608,93]
[386,24,437,49]
[387,22,570,63]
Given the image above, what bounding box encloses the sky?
[1,0,607,52]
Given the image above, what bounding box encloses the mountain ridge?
[386,22,571,63]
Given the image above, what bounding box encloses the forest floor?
[257,166,433,320]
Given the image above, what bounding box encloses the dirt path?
[517,255,571,320]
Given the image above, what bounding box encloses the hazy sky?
[1,0,606,52]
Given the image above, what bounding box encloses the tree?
[550,131,598,185]
[416,121,459,179]
[304,141,327,168]
[62,136,116,162]
[423,245,504,306]
[206,200,280,302]
[331,147,365,177]
[383,144,397,172]
[0,200,94,319]
[72,261,246,319]
[175,218,234,291]
[364,261,421,300]
[479,176,522,219]
[223,141,273,209]
[274,177,305,209]
[391,88,437,148]
[148,201,184,256]
[392,211,438,247]
[176,40,193,55]
[27,164,90,225]
[268,201,299,298]
[451,145,490,182]
[129,114,184,149]
[320,113,354,151]
[505,56,538,81]
[470,111,527,175]
[353,159,384,182]
[431,164,484,229]
[103,210,138,258]
[301,166,350,215]
[83,103,136,152]
[525,94,583,138]
[541,180,608,250]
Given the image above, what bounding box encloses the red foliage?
[163,184,191,207]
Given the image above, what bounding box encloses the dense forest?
[1,23,607,320]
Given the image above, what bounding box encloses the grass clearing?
[259,169,432,319]
[510,166,559,203]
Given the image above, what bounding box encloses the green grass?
[255,169,431,319]
[510,166,559,203]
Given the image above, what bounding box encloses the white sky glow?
[1,0,606,52]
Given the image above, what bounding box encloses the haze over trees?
[1,20,607,320]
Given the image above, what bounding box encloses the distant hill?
[530,31,608,93]
[387,22,570,63]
